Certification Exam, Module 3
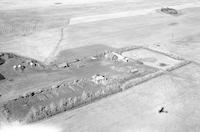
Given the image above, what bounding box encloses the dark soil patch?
[169,22,178,26]
[54,2,62,5]
[161,8,178,15]
[159,63,168,67]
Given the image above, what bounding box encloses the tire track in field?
[44,28,64,64]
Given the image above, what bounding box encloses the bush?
[37,105,47,119]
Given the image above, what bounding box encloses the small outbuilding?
[13,64,26,72]
[111,52,129,62]
[92,74,108,84]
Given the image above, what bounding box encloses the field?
[1,0,200,63]
[0,0,200,132]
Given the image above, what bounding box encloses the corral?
[122,48,184,70]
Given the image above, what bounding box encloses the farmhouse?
[111,52,129,62]
[105,52,129,62]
